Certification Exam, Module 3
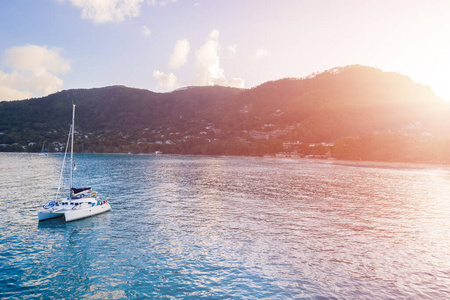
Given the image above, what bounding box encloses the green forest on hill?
[1,65,449,163]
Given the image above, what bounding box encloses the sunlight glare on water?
[1,153,450,299]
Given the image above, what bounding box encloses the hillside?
[1,65,449,162]
[0,85,242,132]
[215,65,448,142]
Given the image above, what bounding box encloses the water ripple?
[1,153,450,298]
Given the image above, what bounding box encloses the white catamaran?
[38,104,111,222]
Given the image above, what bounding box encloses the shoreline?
[2,151,449,170]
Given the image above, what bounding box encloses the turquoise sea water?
[1,153,450,299]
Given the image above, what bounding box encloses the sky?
[1,0,450,102]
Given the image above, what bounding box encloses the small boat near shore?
[38,104,111,222]
[39,142,48,157]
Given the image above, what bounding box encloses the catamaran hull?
[38,203,111,222]
[38,210,64,221]
[64,203,111,222]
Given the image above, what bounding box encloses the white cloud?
[148,0,177,6]
[152,30,244,91]
[60,0,179,23]
[0,45,71,101]
[4,45,71,74]
[195,31,222,84]
[195,29,244,88]
[168,39,190,69]
[142,25,151,36]
[254,48,268,59]
[0,72,32,101]
[153,70,178,90]
[227,44,237,58]
[62,0,144,23]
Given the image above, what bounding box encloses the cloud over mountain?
[0,45,71,101]
[168,39,190,69]
[153,70,178,89]
[153,30,244,91]
[195,30,244,88]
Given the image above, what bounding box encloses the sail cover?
[71,187,92,195]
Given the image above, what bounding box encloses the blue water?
[1,153,450,299]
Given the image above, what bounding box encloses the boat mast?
[70,104,75,195]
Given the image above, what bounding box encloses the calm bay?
[1,153,450,299]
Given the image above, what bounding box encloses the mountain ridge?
[1,65,449,162]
